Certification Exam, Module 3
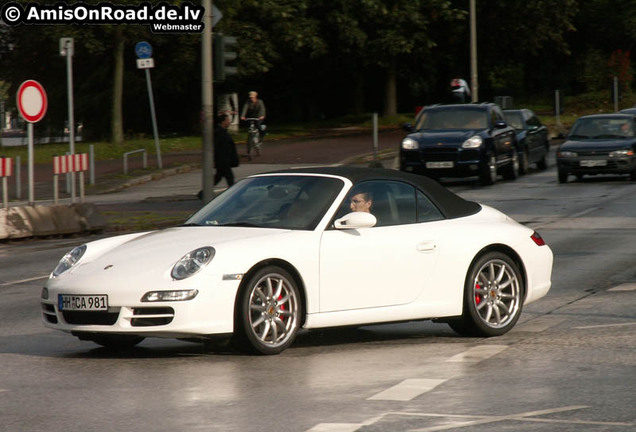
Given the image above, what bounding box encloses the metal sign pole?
[145,68,162,169]
[61,38,76,202]
[201,0,214,202]
[28,123,34,205]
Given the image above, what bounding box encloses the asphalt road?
[1,150,635,432]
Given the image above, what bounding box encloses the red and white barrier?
[53,153,88,174]
[0,157,12,177]
[53,153,89,204]
[0,157,12,209]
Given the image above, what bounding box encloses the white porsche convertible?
[41,167,553,355]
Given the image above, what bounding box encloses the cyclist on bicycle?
[240,91,266,160]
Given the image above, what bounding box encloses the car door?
[524,111,548,161]
[319,181,442,312]
[491,107,516,163]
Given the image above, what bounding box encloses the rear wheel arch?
[470,244,527,300]
[449,246,526,337]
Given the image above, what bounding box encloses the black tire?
[83,333,145,350]
[234,266,302,355]
[502,147,519,180]
[449,252,524,337]
[558,169,568,184]
[631,170,636,181]
[479,152,497,185]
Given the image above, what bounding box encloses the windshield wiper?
[219,222,262,228]
[179,223,200,227]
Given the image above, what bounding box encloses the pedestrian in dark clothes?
[197,114,239,200]
[213,113,239,187]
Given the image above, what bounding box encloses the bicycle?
[244,117,264,160]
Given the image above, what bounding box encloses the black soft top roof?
[265,166,482,219]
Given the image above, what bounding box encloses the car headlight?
[462,136,483,148]
[401,138,418,150]
[557,151,578,158]
[51,245,87,278]
[171,247,215,280]
[609,149,634,157]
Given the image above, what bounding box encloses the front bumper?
[557,155,636,176]
[41,278,240,339]
[400,148,485,178]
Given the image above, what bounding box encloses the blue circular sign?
[135,41,152,59]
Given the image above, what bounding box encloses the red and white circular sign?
[17,80,47,123]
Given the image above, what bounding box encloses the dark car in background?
[619,107,636,116]
[556,113,636,183]
[400,103,519,185]
[504,109,550,173]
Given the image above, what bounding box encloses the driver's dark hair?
[216,113,229,125]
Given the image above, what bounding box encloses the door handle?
[416,241,436,252]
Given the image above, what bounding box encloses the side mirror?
[402,123,414,133]
[334,212,377,230]
[494,121,508,129]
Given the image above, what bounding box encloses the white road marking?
[306,424,363,432]
[0,275,48,287]
[575,322,636,330]
[367,378,447,401]
[609,283,636,291]
[309,405,634,432]
[446,345,508,363]
[409,406,600,431]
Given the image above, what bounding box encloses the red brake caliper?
[475,283,482,305]
[278,294,286,322]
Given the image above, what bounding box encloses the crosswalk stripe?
[609,283,636,291]
[306,424,363,432]
[446,345,508,363]
[367,378,447,401]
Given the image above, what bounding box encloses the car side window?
[526,114,541,127]
[336,180,444,227]
[417,190,444,222]
[492,106,505,123]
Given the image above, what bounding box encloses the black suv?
[400,103,519,185]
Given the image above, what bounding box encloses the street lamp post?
[60,37,76,202]
[201,0,214,202]
[470,0,478,102]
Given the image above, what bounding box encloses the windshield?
[415,108,488,131]
[185,175,344,230]
[569,117,634,139]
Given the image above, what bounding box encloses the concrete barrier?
[0,203,106,240]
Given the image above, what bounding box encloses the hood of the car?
[560,138,636,152]
[407,130,483,147]
[67,226,293,278]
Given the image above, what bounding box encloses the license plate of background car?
[58,295,108,311]
[426,161,454,168]
[580,160,607,167]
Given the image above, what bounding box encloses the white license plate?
[58,295,108,311]
[580,160,607,167]
[426,161,454,169]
